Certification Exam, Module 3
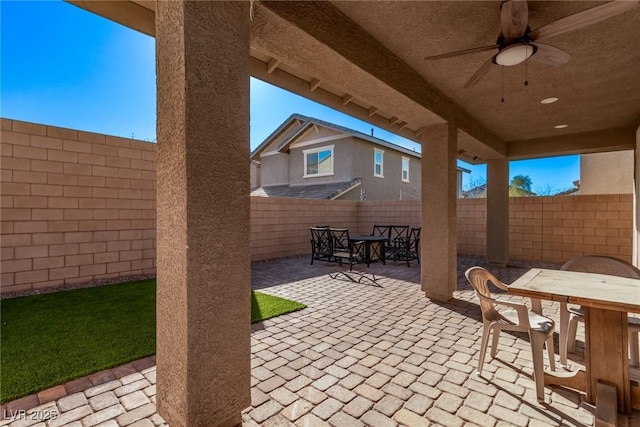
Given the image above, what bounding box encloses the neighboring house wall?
[288,135,354,185]
[351,138,420,201]
[263,133,421,201]
[260,153,289,186]
[580,150,633,195]
[1,118,157,295]
[250,161,260,189]
[253,116,422,200]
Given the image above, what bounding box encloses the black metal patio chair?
[328,228,379,286]
[393,227,420,267]
[328,228,365,270]
[310,227,333,264]
[371,225,391,239]
[387,225,409,260]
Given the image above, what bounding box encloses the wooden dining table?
[508,268,640,420]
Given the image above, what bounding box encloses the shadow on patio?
[244,255,600,426]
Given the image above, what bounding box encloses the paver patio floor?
[3,255,639,426]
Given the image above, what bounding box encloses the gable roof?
[251,114,421,160]
[251,178,362,200]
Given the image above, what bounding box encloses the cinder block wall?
[1,118,157,295]
[250,197,359,260]
[512,194,633,262]
[457,199,486,256]
[458,195,633,263]
[262,196,633,264]
[1,119,634,293]
[358,200,421,234]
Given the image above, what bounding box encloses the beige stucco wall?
[350,138,421,201]
[288,135,355,185]
[250,161,260,189]
[259,152,290,186]
[580,150,633,194]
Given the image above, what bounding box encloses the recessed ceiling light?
[554,124,568,129]
[541,97,559,104]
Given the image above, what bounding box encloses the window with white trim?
[303,145,334,177]
[374,148,384,178]
[402,157,410,182]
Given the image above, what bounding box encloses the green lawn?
[0,280,305,403]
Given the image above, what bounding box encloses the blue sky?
[1,0,580,193]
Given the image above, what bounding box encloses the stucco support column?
[486,158,509,266]
[420,123,458,301]
[155,2,250,427]
[634,124,640,267]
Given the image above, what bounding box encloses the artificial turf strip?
[251,291,306,323]
[0,280,305,403]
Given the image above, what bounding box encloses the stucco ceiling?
[332,1,640,141]
[69,0,640,163]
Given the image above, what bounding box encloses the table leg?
[364,241,371,267]
[559,302,569,367]
[585,307,631,414]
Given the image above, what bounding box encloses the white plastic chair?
[465,266,556,402]
[559,255,640,367]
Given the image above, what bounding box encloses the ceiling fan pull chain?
[525,54,529,86]
[501,66,505,103]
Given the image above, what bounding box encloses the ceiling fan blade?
[424,45,498,61]
[529,0,639,41]
[531,43,572,66]
[501,0,529,39]
[464,57,496,88]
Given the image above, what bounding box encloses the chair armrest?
[492,280,509,292]
[476,293,530,326]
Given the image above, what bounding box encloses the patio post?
[420,123,458,301]
[486,158,509,266]
[634,124,640,267]
[155,2,251,427]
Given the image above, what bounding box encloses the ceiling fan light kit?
[493,43,536,66]
[424,0,639,88]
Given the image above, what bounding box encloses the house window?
[303,145,334,177]
[402,157,410,182]
[374,149,384,177]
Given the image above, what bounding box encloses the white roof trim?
[330,180,362,200]
[290,134,346,149]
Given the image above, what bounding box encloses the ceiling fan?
[424,0,639,88]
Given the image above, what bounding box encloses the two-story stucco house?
[251,114,429,201]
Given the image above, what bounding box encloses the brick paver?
[4,255,639,426]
